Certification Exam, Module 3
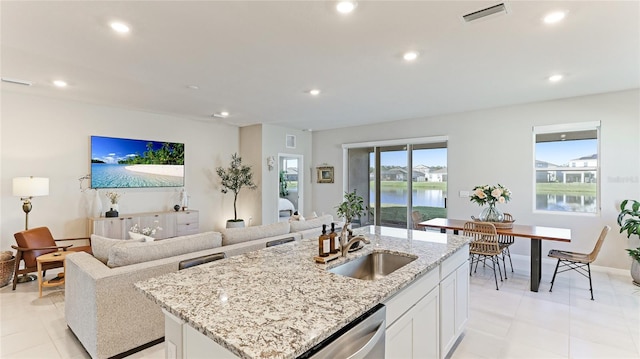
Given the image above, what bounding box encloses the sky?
[535,139,597,166]
[370,139,596,168]
[376,148,448,167]
[91,136,175,164]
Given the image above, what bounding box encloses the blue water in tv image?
[91,136,184,188]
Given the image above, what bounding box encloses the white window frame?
[532,121,601,216]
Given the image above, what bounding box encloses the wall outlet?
[459,190,470,198]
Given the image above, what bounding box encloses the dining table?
[417,218,571,292]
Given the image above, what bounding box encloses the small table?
[418,218,571,292]
[36,251,70,297]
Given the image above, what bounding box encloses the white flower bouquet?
[129,221,162,241]
[470,184,511,206]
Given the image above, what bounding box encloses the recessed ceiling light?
[548,74,563,82]
[309,89,321,96]
[403,51,419,61]
[187,85,200,90]
[543,11,566,24]
[110,22,130,33]
[212,111,229,118]
[53,80,67,87]
[336,1,357,14]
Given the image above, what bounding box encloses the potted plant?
[279,170,289,197]
[216,153,257,228]
[617,199,640,286]
[336,190,366,246]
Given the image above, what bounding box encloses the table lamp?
[13,176,49,230]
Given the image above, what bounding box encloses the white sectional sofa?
[65,215,338,359]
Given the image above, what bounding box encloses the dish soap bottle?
[329,222,339,254]
[318,224,330,257]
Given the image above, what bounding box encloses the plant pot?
[226,220,245,229]
[631,260,640,287]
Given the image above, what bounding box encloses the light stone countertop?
[135,226,469,359]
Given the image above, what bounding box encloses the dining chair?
[548,225,610,300]
[498,213,515,277]
[411,211,423,230]
[464,221,503,290]
[12,226,92,290]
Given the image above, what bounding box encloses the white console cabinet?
[89,210,198,239]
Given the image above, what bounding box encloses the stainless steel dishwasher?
[298,304,386,359]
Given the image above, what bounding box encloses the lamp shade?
[13,177,49,197]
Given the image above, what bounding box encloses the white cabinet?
[386,286,439,359]
[439,246,469,359]
[89,210,198,240]
[384,244,469,359]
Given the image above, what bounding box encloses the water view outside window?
[535,130,598,213]
[369,147,447,227]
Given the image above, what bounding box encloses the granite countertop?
[135,225,469,359]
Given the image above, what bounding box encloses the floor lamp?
[12,176,49,282]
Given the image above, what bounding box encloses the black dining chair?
[548,226,610,300]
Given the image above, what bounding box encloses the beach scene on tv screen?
[91,136,184,188]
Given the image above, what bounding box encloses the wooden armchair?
[12,226,92,290]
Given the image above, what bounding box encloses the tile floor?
[1,255,638,359]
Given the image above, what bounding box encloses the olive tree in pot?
[617,199,640,286]
[216,153,256,228]
[336,190,366,250]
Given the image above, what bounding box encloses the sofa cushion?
[289,214,334,233]
[221,222,290,246]
[91,234,142,264]
[107,231,222,268]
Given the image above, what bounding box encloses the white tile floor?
[1,255,638,359]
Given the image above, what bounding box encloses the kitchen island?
[135,226,469,359]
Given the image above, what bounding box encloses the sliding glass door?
[346,138,447,230]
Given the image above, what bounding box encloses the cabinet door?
[92,218,126,239]
[454,262,469,335]
[138,214,166,239]
[386,287,439,359]
[386,310,414,358]
[413,287,439,359]
[176,210,199,236]
[439,272,456,357]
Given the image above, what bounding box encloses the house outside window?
[533,122,600,214]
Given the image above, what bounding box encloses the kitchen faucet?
[341,234,370,257]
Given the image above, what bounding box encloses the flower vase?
[479,203,504,222]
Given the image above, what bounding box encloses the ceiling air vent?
[462,3,508,23]
[1,77,33,86]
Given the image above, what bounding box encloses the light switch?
[459,190,470,198]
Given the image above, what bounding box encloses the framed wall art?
[316,166,334,184]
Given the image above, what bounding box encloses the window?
[533,122,600,214]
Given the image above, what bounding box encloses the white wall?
[312,90,640,269]
[1,92,239,250]
[239,125,262,225]
[237,124,312,226]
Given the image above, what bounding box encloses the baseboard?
[68,325,164,359]
[108,337,164,359]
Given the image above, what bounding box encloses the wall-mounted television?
[91,136,185,189]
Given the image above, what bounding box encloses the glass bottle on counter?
[329,222,339,254]
[318,224,330,257]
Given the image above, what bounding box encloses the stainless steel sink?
[328,252,417,280]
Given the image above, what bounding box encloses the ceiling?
[1,1,638,131]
